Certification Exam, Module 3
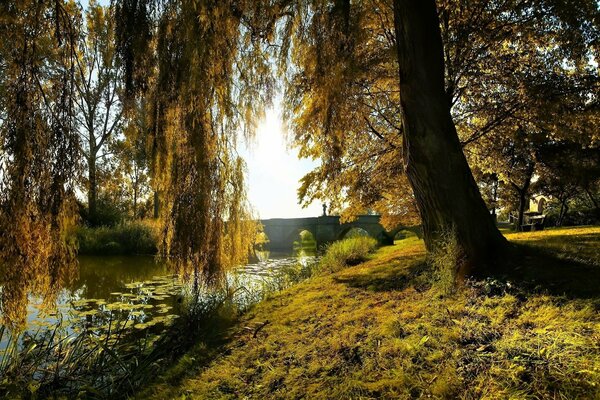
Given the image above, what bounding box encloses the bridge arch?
[388,226,424,240]
[284,227,317,251]
[338,225,379,241]
[338,226,370,239]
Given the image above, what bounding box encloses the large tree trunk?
[510,164,533,231]
[88,154,97,225]
[392,0,507,276]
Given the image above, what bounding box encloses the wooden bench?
[521,215,546,232]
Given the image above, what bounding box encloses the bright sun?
[241,103,322,220]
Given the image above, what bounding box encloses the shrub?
[77,220,158,255]
[79,195,129,227]
[319,236,378,273]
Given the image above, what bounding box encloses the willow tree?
[114,0,280,287]
[0,0,81,327]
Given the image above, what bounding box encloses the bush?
[77,220,158,255]
[79,195,129,227]
[319,236,378,273]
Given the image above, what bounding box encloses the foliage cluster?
[142,227,600,400]
[76,220,159,255]
[114,0,280,288]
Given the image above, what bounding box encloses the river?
[0,250,316,353]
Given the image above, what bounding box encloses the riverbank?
[142,226,600,399]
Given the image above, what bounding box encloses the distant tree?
[74,1,122,225]
[476,128,541,230]
[114,100,151,219]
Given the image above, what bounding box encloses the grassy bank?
[143,227,600,399]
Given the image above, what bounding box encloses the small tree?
[536,142,600,226]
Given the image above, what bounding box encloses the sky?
[239,102,323,220]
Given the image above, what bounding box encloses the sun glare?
[242,105,322,220]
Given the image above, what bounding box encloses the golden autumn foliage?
[114,0,282,288]
[0,0,81,328]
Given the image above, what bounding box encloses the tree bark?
[585,188,599,213]
[88,154,97,225]
[516,188,527,231]
[392,0,507,276]
[133,183,138,219]
[557,198,568,226]
[510,163,533,231]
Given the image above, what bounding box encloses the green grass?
[141,227,600,400]
[506,226,600,266]
[77,220,159,255]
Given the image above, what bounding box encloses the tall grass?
[77,220,158,255]
[319,236,378,273]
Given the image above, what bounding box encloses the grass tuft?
[318,236,378,273]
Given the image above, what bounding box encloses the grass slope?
[143,227,600,400]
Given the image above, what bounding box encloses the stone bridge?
[260,215,422,251]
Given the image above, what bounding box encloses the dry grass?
[141,227,600,400]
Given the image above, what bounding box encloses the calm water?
[0,250,315,351]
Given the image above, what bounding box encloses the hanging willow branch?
[115,0,282,289]
[0,0,82,328]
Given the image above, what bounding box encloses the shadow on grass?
[334,242,599,300]
[494,243,600,299]
[333,258,430,292]
[133,310,240,399]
